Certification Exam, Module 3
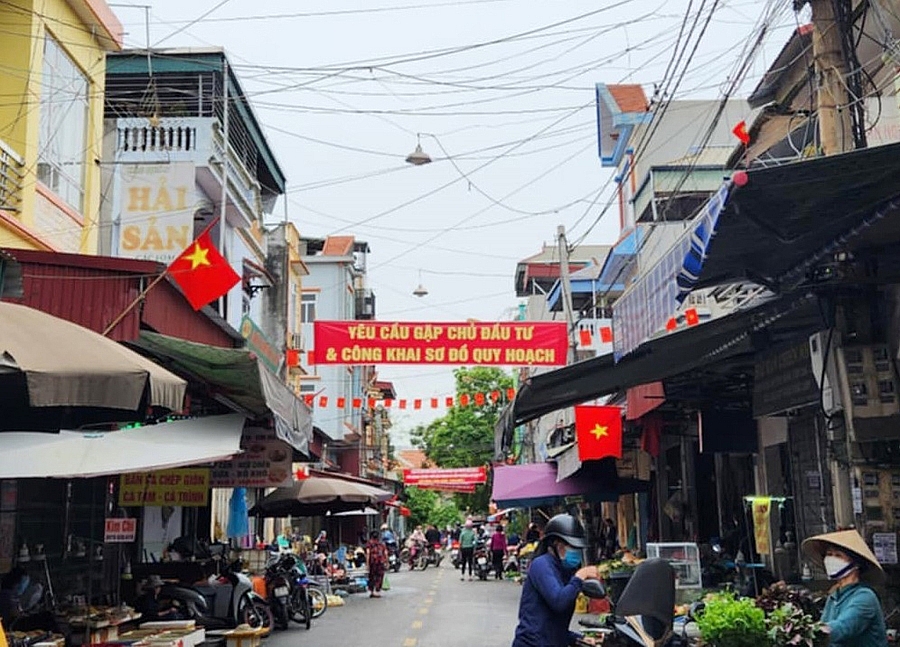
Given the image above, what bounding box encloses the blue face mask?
[562,548,582,569]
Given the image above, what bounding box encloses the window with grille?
[37,35,88,212]
[301,292,317,323]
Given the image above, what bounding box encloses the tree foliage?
[410,367,514,513]
[403,486,461,529]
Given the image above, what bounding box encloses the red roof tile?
[396,449,431,469]
[608,84,649,113]
[321,236,354,256]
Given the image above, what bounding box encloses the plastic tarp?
[136,332,312,455]
[0,414,244,478]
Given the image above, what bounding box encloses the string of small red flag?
[301,387,518,410]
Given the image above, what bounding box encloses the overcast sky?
[120,0,804,444]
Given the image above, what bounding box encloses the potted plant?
[696,591,768,647]
[756,582,830,647]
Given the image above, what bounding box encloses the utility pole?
[809,0,859,529]
[809,0,853,156]
[557,225,577,365]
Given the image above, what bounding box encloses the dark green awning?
[136,332,312,455]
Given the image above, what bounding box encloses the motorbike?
[160,559,273,632]
[264,553,312,631]
[385,539,402,573]
[577,559,690,647]
[450,540,461,569]
[264,555,292,630]
[425,543,444,568]
[406,540,428,570]
[473,540,491,581]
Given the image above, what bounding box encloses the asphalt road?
[265,561,523,647]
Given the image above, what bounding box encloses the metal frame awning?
[136,331,312,455]
[695,141,900,292]
[496,292,823,445]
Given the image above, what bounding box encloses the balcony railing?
[0,137,24,212]
[114,117,263,223]
[115,117,209,158]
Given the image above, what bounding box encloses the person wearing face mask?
[802,529,887,647]
[512,513,599,647]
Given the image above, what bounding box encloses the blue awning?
[611,182,732,359]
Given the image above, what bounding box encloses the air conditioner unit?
[288,332,302,349]
[809,330,842,416]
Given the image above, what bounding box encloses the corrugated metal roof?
[4,248,240,346]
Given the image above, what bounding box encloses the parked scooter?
[473,540,491,581]
[264,553,309,631]
[160,559,273,631]
[578,559,690,647]
[385,539,402,573]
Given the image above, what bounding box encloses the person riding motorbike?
[407,526,427,567]
[512,513,599,647]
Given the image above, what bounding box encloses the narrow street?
[265,562,522,647]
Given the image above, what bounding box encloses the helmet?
[541,513,587,549]
[380,524,388,530]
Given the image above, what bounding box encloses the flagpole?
[101,271,169,336]
[102,217,222,337]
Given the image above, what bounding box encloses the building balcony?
[113,117,263,227]
[0,137,24,213]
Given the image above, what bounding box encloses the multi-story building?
[0,0,122,253]
[264,221,309,394]
[100,48,286,336]
[300,235,379,473]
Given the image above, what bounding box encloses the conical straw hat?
[801,529,885,585]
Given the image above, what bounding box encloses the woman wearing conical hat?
[802,529,887,647]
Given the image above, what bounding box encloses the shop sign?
[117,162,196,264]
[104,518,137,543]
[210,428,293,488]
[752,341,819,417]
[119,468,209,506]
[313,321,567,366]
[873,532,898,564]
[402,466,487,488]
[240,316,282,374]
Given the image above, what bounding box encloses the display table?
[206,627,267,647]
[64,609,143,645]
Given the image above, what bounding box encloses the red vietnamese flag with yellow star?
[167,230,241,310]
[575,405,623,461]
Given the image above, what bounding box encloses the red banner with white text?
[403,467,487,490]
[312,321,567,366]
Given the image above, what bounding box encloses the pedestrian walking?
[366,530,388,598]
[490,525,507,579]
[459,518,477,581]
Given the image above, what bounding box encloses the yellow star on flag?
[590,424,608,440]
[184,243,211,270]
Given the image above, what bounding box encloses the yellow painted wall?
[0,0,116,253]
